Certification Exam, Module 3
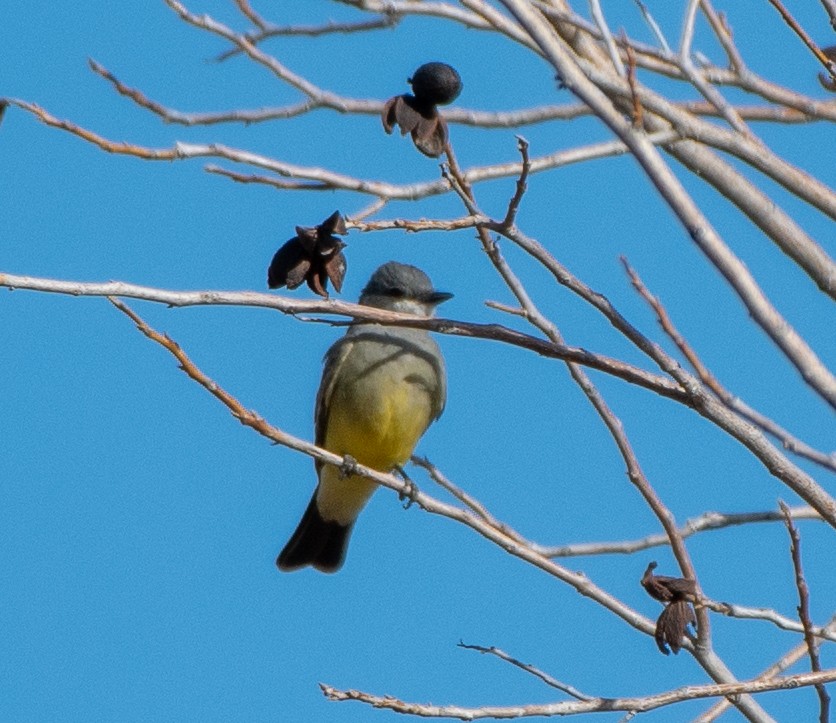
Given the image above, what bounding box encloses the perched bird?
[277,262,452,573]
[641,561,697,655]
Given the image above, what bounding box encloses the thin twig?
[0,272,688,402]
[105,299,664,648]
[622,258,836,473]
[347,215,483,234]
[412,457,528,546]
[536,506,822,557]
[216,16,397,61]
[501,137,531,228]
[91,55,832,127]
[766,0,836,82]
[6,98,685,200]
[696,615,836,721]
[820,0,836,32]
[624,39,644,127]
[679,0,753,136]
[633,0,671,53]
[703,599,836,643]
[444,134,707,653]
[233,0,267,30]
[204,165,333,190]
[780,501,831,723]
[698,0,746,73]
[588,0,626,76]
[458,643,594,701]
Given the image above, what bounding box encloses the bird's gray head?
[359,261,452,315]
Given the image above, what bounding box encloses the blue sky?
[2,2,835,721]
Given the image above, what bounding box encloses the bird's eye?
[388,286,406,297]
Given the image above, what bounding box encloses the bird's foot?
[395,465,418,509]
[339,454,359,478]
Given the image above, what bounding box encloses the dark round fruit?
[408,62,462,106]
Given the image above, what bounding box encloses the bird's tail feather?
[276,494,352,573]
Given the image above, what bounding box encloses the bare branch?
[0,271,687,401]
[335,0,496,32]
[766,0,836,83]
[482,223,836,532]
[458,643,593,701]
[588,0,625,76]
[633,0,671,53]
[696,616,836,721]
[89,58,319,125]
[444,128,710,659]
[821,0,836,32]
[5,98,682,200]
[233,0,266,31]
[678,0,753,136]
[102,56,779,128]
[499,1,836,413]
[537,506,823,557]
[704,600,836,643]
[216,15,396,62]
[781,501,831,723]
[624,40,644,127]
[321,669,836,718]
[660,135,836,301]
[698,0,746,73]
[106,299,668,653]
[411,457,528,546]
[622,258,836,472]
[203,165,334,191]
[501,137,531,228]
[347,215,484,234]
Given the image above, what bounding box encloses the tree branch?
[321,669,836,718]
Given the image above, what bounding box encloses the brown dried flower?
[654,600,696,655]
[641,561,697,602]
[819,45,836,92]
[641,561,697,655]
[382,62,462,158]
[267,210,347,298]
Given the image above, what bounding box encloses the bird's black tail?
[276,494,352,573]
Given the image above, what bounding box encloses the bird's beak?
[427,291,453,305]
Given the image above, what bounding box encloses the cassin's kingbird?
[277,261,452,573]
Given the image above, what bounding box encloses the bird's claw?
[395,465,418,509]
[340,454,359,479]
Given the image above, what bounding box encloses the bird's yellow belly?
[316,374,432,525]
[326,381,431,470]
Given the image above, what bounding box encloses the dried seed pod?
[641,561,697,602]
[381,62,461,157]
[268,211,348,297]
[640,562,698,655]
[654,600,696,655]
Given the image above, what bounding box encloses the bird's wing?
[314,337,355,460]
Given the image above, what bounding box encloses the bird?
[277,261,452,573]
